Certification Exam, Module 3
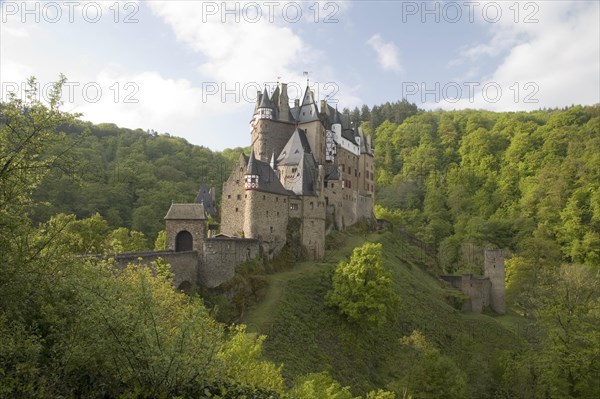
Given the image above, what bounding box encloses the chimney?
[294,98,300,107]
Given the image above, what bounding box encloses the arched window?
[175,230,193,252]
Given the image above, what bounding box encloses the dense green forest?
[367,105,599,270]
[30,119,245,244]
[1,78,598,398]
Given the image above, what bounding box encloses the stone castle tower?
[441,247,507,314]
[220,82,376,260]
[484,248,506,314]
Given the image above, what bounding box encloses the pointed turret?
[256,88,274,120]
[293,86,320,123]
[245,151,260,190]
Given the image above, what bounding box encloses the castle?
[104,82,376,290]
[219,83,376,260]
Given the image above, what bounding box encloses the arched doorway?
[177,281,192,293]
[175,230,193,251]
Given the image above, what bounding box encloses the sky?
[1,0,599,150]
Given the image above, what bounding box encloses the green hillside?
[242,228,529,397]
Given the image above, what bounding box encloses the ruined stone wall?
[441,274,492,312]
[244,190,289,256]
[221,157,247,237]
[484,249,506,314]
[460,275,491,312]
[202,237,260,287]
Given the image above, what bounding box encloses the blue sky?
[1,0,599,150]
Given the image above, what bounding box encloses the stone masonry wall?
[202,237,260,287]
[221,156,247,237]
[460,275,491,312]
[165,220,206,252]
[252,119,295,162]
[484,249,506,314]
[244,190,289,256]
[105,250,199,291]
[301,195,326,259]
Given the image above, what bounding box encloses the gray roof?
[246,151,293,196]
[258,88,274,109]
[339,113,358,144]
[324,163,340,180]
[276,128,312,165]
[292,86,320,123]
[299,153,318,196]
[284,152,318,196]
[195,184,218,218]
[164,203,207,220]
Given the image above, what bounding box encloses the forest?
[0,77,598,398]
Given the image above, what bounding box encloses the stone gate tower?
[164,203,207,252]
[484,248,506,314]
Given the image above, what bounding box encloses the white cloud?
[367,34,402,73]
[147,1,314,88]
[433,1,599,111]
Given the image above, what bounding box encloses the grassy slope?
[242,229,529,396]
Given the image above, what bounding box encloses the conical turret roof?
[258,88,274,109]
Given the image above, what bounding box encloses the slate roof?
[164,203,207,220]
[195,184,218,218]
[324,163,340,180]
[246,151,293,196]
[339,113,358,144]
[298,152,318,196]
[258,88,274,109]
[276,128,312,165]
[291,86,320,123]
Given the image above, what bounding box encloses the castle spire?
[244,150,259,190]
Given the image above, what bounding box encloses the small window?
[235,207,238,212]
[266,211,269,216]
[310,202,314,210]
[263,195,266,200]
[270,226,273,233]
[227,194,231,199]
[237,194,241,200]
